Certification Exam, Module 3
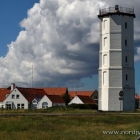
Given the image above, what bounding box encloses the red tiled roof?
[43,87,67,96]
[135,93,140,100]
[69,91,94,99]
[0,88,8,90]
[17,88,46,102]
[0,89,11,102]
[47,95,65,103]
[77,95,97,104]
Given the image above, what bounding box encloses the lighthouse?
[98,5,135,111]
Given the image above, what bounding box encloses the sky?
[0,0,140,93]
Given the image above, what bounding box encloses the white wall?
[0,102,3,108]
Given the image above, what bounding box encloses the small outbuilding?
[68,95,97,105]
[38,95,66,108]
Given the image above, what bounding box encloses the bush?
[67,104,98,110]
[61,93,71,105]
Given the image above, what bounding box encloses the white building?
[3,87,46,109]
[3,84,66,109]
[68,95,96,105]
[98,5,135,111]
[38,95,66,108]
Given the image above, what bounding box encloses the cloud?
[0,0,139,88]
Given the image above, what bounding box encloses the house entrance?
[5,102,13,109]
[42,102,48,108]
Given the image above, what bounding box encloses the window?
[103,54,107,65]
[16,95,19,99]
[6,94,9,98]
[12,95,15,99]
[125,22,127,29]
[104,37,107,47]
[6,104,12,110]
[42,102,48,109]
[32,99,37,103]
[17,104,20,109]
[103,71,107,85]
[125,56,128,63]
[126,74,128,81]
[104,20,107,30]
[125,39,127,46]
[21,104,24,109]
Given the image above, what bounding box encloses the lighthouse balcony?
[98,6,135,18]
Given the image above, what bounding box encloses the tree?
[61,93,71,105]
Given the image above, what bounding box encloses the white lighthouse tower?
[98,5,135,111]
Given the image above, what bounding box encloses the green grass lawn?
[0,108,140,140]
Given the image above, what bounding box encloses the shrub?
[61,93,71,105]
[67,104,98,110]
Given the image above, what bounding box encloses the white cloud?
[0,0,139,88]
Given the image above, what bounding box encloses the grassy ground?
[0,108,140,140]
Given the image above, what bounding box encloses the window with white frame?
[16,95,19,99]
[17,104,20,109]
[103,54,107,65]
[104,37,107,47]
[21,104,24,109]
[12,95,15,99]
[103,71,107,85]
[104,20,107,30]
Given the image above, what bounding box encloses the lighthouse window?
[125,22,127,29]
[103,71,107,85]
[126,74,128,81]
[125,39,127,46]
[103,54,107,65]
[104,20,107,30]
[104,37,107,47]
[125,56,128,63]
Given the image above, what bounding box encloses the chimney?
[11,83,15,91]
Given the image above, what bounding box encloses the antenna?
[32,65,33,88]
[74,74,76,96]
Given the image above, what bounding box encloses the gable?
[3,88,28,102]
[69,96,83,104]
[32,99,37,103]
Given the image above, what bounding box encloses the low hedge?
[67,104,98,109]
